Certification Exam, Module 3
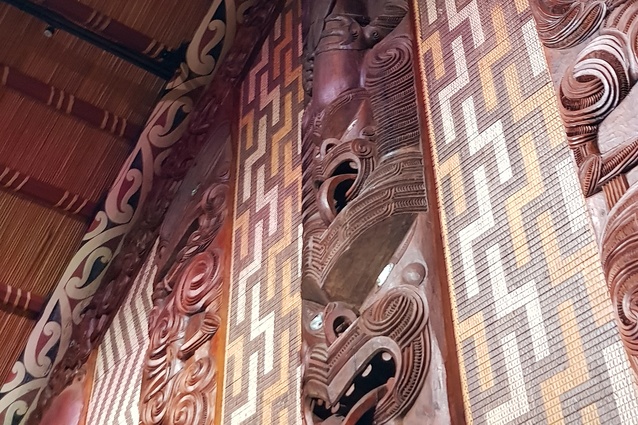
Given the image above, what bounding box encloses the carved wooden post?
[300,0,457,423]
[530,0,638,378]
[139,118,233,425]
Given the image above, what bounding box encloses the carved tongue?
[342,384,389,425]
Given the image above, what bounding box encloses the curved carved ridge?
[303,286,430,424]
[602,183,638,374]
[530,0,611,49]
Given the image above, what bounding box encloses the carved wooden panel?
[140,115,234,425]
[300,0,458,423]
[531,0,638,378]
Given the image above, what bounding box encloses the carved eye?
[372,30,379,40]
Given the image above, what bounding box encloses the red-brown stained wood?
[0,164,98,218]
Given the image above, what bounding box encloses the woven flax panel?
[411,0,638,423]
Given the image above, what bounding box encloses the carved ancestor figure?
[531,0,638,376]
[300,0,457,423]
[139,128,232,425]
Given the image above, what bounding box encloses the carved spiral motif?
[141,379,172,425]
[174,251,222,315]
[351,137,375,158]
[148,301,183,360]
[362,285,429,348]
[530,0,609,49]
[559,32,633,150]
[169,357,217,425]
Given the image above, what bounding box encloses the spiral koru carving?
[530,0,612,49]
[141,158,229,425]
[168,357,217,425]
[601,184,638,374]
[550,1,638,197]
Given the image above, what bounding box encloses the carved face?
[302,285,430,424]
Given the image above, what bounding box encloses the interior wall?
[221,0,304,423]
[411,0,638,423]
[85,241,157,425]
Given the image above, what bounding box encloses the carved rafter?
[300,1,455,423]
[1,64,142,142]
[0,282,45,316]
[2,0,181,79]
[0,164,98,219]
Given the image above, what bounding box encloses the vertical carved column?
[300,1,456,423]
[531,0,638,377]
[139,126,232,425]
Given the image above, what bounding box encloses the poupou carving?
[300,0,456,423]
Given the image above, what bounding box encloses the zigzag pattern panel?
[411,0,638,423]
[84,241,157,425]
[221,1,304,423]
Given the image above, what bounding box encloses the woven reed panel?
[0,191,87,381]
[0,192,86,294]
[0,310,37,388]
[411,0,638,423]
[0,91,129,201]
[222,1,304,423]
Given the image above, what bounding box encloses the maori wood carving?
[140,119,233,425]
[23,2,284,423]
[531,0,638,377]
[301,0,455,423]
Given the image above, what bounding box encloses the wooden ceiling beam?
[1,164,98,219]
[37,0,173,59]
[2,0,182,79]
[0,282,45,316]
[1,64,142,142]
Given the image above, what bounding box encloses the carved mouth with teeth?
[303,285,431,425]
[309,350,397,424]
